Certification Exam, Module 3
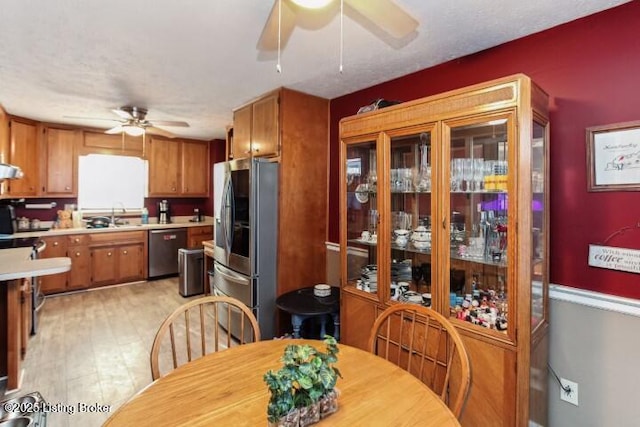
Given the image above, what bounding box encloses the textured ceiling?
[0,0,631,140]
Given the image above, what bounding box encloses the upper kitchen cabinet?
[231,90,280,160]
[339,74,549,427]
[41,126,79,196]
[148,136,181,196]
[81,131,144,156]
[231,106,251,159]
[181,139,209,196]
[7,119,39,197]
[147,137,209,197]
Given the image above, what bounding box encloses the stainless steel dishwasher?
[148,228,187,278]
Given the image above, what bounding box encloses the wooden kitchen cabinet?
[251,93,279,158]
[187,225,213,248]
[118,244,145,283]
[91,246,118,286]
[147,137,209,197]
[8,119,39,197]
[231,90,279,159]
[147,136,181,196]
[231,105,251,159]
[39,236,69,294]
[81,131,144,156]
[42,126,78,196]
[181,140,209,196]
[66,234,91,290]
[90,230,147,287]
[339,74,550,426]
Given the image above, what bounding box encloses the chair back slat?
[368,304,471,419]
[185,310,192,362]
[199,304,206,356]
[150,296,261,380]
[169,324,177,370]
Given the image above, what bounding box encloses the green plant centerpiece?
[264,336,342,427]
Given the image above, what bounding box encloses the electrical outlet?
[560,378,579,406]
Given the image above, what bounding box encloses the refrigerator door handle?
[227,174,235,252]
[214,263,251,285]
[221,173,233,254]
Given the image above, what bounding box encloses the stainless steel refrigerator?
[212,158,278,340]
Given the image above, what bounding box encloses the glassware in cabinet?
[343,140,379,297]
[388,131,434,305]
[446,116,511,335]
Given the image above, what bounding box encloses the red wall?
[328,1,640,299]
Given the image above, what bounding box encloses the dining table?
[103,339,461,426]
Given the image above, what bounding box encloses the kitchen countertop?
[0,246,71,281]
[12,216,214,238]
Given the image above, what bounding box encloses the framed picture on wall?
[587,120,640,191]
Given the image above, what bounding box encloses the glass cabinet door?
[388,130,434,306]
[531,120,548,330]
[343,140,379,297]
[446,116,511,335]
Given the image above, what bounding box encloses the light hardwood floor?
[13,278,198,427]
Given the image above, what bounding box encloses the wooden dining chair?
[150,295,261,380]
[368,304,471,419]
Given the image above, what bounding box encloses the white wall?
[549,285,640,427]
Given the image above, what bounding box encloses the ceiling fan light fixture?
[290,0,332,9]
[123,124,145,137]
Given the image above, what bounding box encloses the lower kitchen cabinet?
[116,244,145,283]
[39,236,69,294]
[40,231,147,294]
[89,231,147,287]
[187,225,213,248]
[91,247,119,286]
[67,234,90,290]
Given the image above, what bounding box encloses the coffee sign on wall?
[588,245,640,274]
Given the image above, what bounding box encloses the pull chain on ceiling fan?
[260,0,418,72]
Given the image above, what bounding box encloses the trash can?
[178,248,204,297]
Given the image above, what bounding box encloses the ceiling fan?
[66,106,189,138]
[257,0,419,51]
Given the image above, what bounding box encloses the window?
[78,154,147,211]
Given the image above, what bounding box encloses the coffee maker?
[157,200,171,224]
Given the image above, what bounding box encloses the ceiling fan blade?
[63,115,120,122]
[150,120,190,127]
[146,126,177,139]
[112,109,134,120]
[346,0,418,39]
[257,0,297,51]
[105,125,125,134]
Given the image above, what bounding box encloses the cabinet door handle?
[74,238,80,243]
[65,186,71,190]
[107,252,112,257]
[123,250,128,255]
[53,242,59,247]
[75,252,81,257]
[443,218,446,229]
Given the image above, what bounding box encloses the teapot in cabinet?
[411,225,431,250]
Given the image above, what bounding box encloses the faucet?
[111,202,127,226]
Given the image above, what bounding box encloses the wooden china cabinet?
[339,74,549,426]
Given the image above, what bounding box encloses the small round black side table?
[275,286,340,340]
